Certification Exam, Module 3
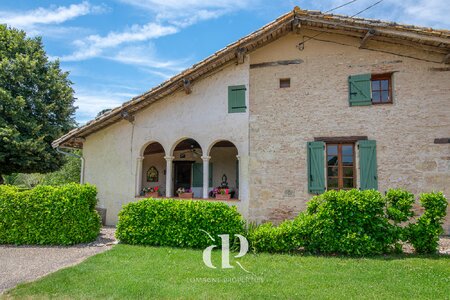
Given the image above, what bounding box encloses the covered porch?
[136,138,240,200]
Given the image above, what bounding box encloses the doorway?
[174,161,192,192]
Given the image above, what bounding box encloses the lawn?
[4,245,450,299]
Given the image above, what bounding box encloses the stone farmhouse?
[53,7,450,231]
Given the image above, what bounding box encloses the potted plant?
[141,186,159,198]
[177,187,193,199]
[215,188,231,200]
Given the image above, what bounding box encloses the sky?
[0,0,449,124]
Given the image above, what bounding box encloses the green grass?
[4,245,450,299]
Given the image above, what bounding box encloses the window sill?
[371,102,393,105]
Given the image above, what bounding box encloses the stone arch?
[137,141,166,197]
[207,139,239,156]
[139,140,167,157]
[170,137,204,157]
[208,139,239,199]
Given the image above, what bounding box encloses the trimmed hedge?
[248,215,307,253]
[407,192,448,253]
[115,189,447,255]
[248,189,448,255]
[0,183,101,245]
[116,199,245,248]
[300,190,398,255]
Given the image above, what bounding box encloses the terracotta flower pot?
[178,192,193,199]
[145,192,159,198]
[215,194,231,200]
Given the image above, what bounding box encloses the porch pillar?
[201,156,211,199]
[236,155,240,198]
[136,156,144,196]
[164,156,174,197]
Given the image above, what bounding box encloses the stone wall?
[248,31,450,233]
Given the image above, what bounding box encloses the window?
[371,73,392,104]
[279,78,290,88]
[348,73,393,106]
[307,139,378,194]
[326,143,355,190]
[228,85,247,113]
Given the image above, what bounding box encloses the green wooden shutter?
[348,74,372,106]
[228,85,247,113]
[192,163,203,187]
[307,141,325,194]
[359,140,378,190]
[209,163,213,187]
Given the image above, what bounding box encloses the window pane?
[381,91,389,102]
[327,145,338,155]
[327,178,338,188]
[343,178,354,188]
[328,155,338,166]
[328,167,338,177]
[342,145,353,155]
[381,80,389,90]
[371,80,380,91]
[372,91,381,102]
[343,167,353,177]
[342,155,353,165]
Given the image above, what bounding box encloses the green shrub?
[407,192,448,254]
[116,199,245,248]
[0,183,101,245]
[385,189,415,223]
[248,219,301,253]
[299,190,398,255]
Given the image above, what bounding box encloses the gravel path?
[0,227,116,294]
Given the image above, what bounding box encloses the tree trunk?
[0,175,4,185]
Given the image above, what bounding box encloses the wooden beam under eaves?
[443,53,450,64]
[236,48,246,64]
[292,17,301,34]
[360,29,376,49]
[183,78,192,94]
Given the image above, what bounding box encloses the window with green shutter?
[192,163,203,187]
[307,141,326,194]
[192,163,213,187]
[349,73,394,106]
[358,140,378,190]
[209,163,213,187]
[228,85,247,113]
[348,74,372,106]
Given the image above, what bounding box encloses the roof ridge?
[295,6,450,36]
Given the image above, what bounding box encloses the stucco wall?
[83,61,250,224]
[248,31,450,232]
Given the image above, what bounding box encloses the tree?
[0,25,76,183]
[41,150,81,185]
[4,150,81,188]
[96,108,111,117]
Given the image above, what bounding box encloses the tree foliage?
[0,25,76,181]
[4,150,81,188]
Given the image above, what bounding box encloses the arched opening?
[140,142,165,197]
[208,140,239,199]
[172,138,204,198]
